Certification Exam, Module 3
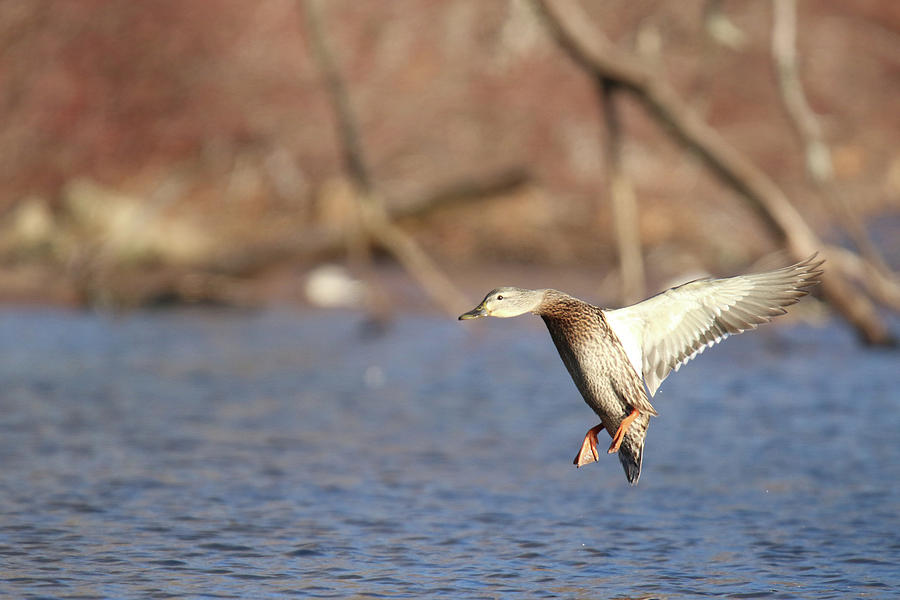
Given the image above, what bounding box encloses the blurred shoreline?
[0,2,897,317]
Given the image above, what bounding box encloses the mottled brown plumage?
[459,255,823,484]
[538,290,653,482]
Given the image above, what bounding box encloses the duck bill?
[458,304,488,320]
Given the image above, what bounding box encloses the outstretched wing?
[603,255,823,396]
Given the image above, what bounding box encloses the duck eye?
[496,295,504,301]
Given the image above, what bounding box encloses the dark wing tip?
[796,252,825,280]
[797,252,825,288]
[778,253,824,292]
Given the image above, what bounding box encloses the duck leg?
[608,407,639,454]
[573,423,605,467]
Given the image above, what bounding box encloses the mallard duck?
[459,255,823,484]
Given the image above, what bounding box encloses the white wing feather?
[603,255,823,396]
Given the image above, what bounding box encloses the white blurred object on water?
[304,264,367,308]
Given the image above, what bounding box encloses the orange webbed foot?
[573,423,605,467]
[608,408,639,454]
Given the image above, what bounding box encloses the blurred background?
[2,3,899,596]
[0,0,897,320]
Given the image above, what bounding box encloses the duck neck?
[533,289,572,317]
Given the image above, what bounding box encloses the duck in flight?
[459,255,823,484]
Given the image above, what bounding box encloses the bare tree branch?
[301,0,467,317]
[772,0,829,181]
[301,0,372,270]
[824,245,900,311]
[771,0,896,279]
[600,80,645,305]
[532,0,894,345]
[301,0,372,194]
[397,167,531,220]
[704,0,748,50]
[208,168,532,276]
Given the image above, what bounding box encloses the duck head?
[458,287,546,319]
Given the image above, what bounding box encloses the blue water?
[0,308,897,598]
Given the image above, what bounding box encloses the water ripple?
[0,310,897,598]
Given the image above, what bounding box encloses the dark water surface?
[1,308,897,599]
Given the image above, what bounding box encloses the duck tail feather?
[617,419,648,485]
